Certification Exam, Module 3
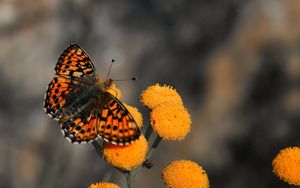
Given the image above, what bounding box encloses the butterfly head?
[104,78,114,90]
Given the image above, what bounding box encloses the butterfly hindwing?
[55,43,97,78]
[61,109,99,143]
[97,92,141,146]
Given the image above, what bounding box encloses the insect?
[43,43,141,145]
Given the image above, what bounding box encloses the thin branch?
[146,135,162,160]
[144,123,153,140]
[125,170,136,188]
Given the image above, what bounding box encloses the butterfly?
[43,43,141,145]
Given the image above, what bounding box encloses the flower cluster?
[87,83,208,188]
[140,84,208,187]
[102,135,148,170]
[88,182,120,188]
[87,82,300,188]
[272,147,300,185]
[140,84,183,109]
[162,160,209,188]
[141,84,191,140]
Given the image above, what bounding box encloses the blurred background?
[0,0,300,187]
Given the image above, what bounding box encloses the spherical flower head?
[150,102,191,140]
[272,147,300,185]
[107,83,122,99]
[88,182,120,188]
[102,135,148,170]
[123,103,143,128]
[140,83,183,109]
[162,160,209,188]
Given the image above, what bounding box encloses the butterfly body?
[44,44,141,145]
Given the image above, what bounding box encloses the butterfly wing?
[44,44,98,118]
[44,76,82,119]
[44,43,100,132]
[55,43,98,79]
[61,104,99,143]
[44,78,100,143]
[97,92,141,145]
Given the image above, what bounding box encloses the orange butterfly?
[43,43,141,145]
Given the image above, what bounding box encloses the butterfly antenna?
[113,77,137,82]
[106,59,115,82]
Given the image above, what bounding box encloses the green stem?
[144,123,153,140]
[124,136,163,188]
[146,135,162,159]
[125,170,136,188]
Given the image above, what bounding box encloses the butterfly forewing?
[55,43,97,79]
[44,43,141,145]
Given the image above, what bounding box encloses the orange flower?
[272,147,300,185]
[162,160,209,188]
[88,182,120,188]
[102,135,148,170]
[150,102,191,140]
[140,84,183,109]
